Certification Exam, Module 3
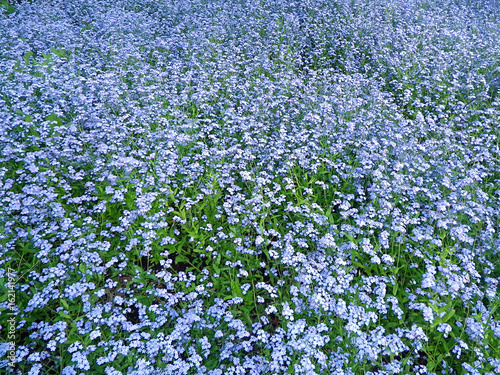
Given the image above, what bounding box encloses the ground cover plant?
[0,0,499,373]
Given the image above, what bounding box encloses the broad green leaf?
[78,263,86,274]
[22,51,34,64]
[442,309,455,323]
[58,311,71,319]
[45,113,63,125]
[60,299,69,310]
[50,47,67,58]
[231,280,243,298]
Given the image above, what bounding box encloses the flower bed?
[0,0,499,373]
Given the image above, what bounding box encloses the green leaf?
[427,359,438,372]
[392,282,399,296]
[239,305,255,325]
[243,293,255,307]
[41,53,53,65]
[78,263,86,272]
[212,263,220,275]
[22,51,34,64]
[442,340,452,352]
[58,311,71,319]
[60,299,69,310]
[50,47,67,58]
[231,280,243,298]
[442,309,455,323]
[45,113,63,125]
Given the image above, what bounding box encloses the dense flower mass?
[0,0,499,373]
